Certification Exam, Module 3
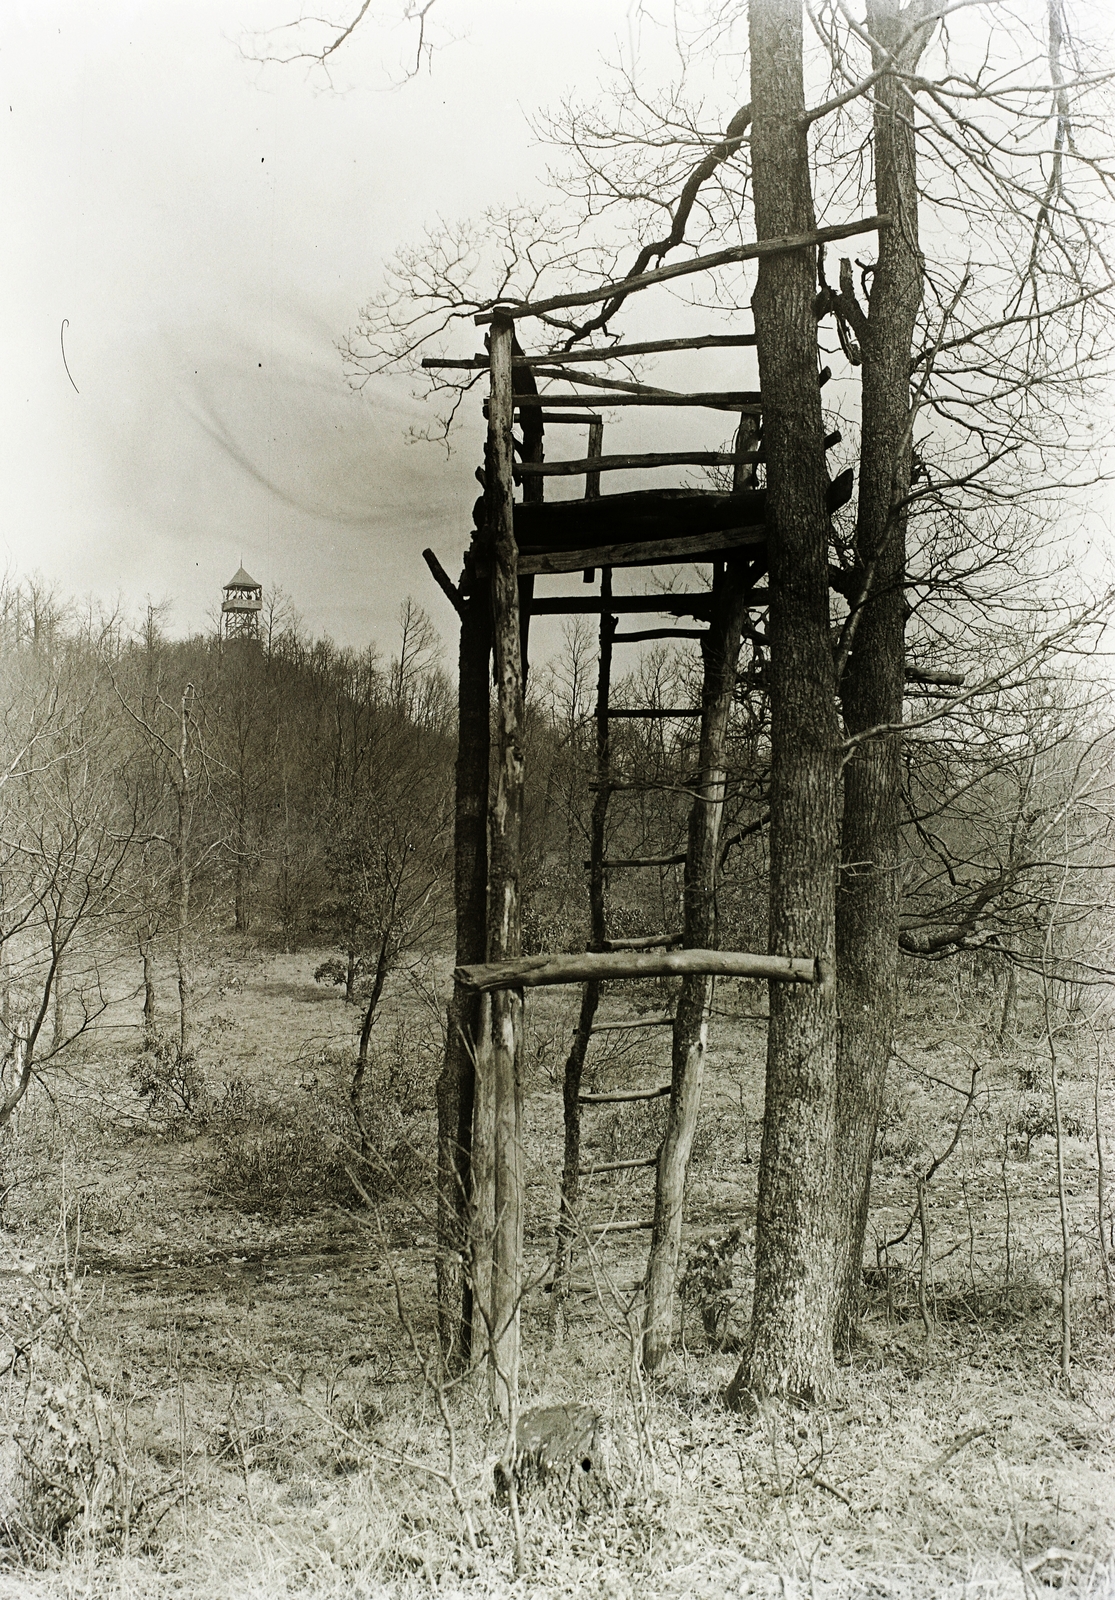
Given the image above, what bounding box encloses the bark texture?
[832,0,931,1349]
[728,0,840,1405]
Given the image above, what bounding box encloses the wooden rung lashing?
[603,933,683,950]
[455,949,821,991]
[579,1084,671,1104]
[516,525,765,578]
[579,1156,659,1176]
[589,1219,656,1234]
[590,1015,674,1032]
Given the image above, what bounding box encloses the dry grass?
[0,946,1112,1597]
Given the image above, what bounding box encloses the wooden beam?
[456,949,820,991]
[603,932,683,950]
[595,853,688,869]
[589,1219,655,1233]
[474,215,892,323]
[482,314,524,1420]
[591,1014,674,1031]
[529,595,715,617]
[422,335,759,369]
[517,526,765,577]
[605,708,702,719]
[517,451,760,477]
[579,1156,659,1175]
[612,628,708,643]
[905,666,964,687]
[580,1084,671,1103]
[505,392,762,410]
[422,548,463,616]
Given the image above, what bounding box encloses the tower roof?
[224,566,260,590]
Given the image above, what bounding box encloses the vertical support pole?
[553,566,614,1331]
[581,420,604,581]
[643,558,747,1370]
[484,313,526,1420]
[436,548,491,1367]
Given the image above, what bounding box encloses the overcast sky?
[5,3,1112,662]
[3,1,671,652]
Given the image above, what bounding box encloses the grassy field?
[0,943,1112,1597]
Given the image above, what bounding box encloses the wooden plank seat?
[508,470,853,564]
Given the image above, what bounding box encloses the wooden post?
[436,546,491,1367]
[643,557,748,1370]
[482,314,526,1420]
[553,569,614,1329]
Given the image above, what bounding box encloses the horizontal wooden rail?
[538,412,603,425]
[517,451,759,477]
[455,949,820,991]
[506,392,762,411]
[594,854,688,869]
[529,595,710,617]
[603,933,683,950]
[474,215,891,323]
[579,1156,658,1176]
[422,334,759,370]
[606,708,702,719]
[517,526,766,577]
[579,1084,671,1103]
[590,1015,674,1031]
[589,1219,655,1234]
[612,628,708,643]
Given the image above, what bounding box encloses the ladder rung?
[589,1219,655,1234]
[590,1015,674,1032]
[579,1084,671,1104]
[579,1157,658,1176]
[603,933,682,951]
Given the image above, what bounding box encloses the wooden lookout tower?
[221,566,263,644]
[421,216,887,1414]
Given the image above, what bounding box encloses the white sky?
[2,1,670,651]
[4,2,1111,659]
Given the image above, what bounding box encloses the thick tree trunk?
[644,559,746,1370]
[833,0,930,1349]
[436,553,491,1367]
[728,0,840,1405]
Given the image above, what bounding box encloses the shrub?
[206,1033,434,1217]
[128,1033,206,1121]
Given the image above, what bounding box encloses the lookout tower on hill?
[221,565,263,643]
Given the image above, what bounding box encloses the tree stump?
[493,1403,607,1512]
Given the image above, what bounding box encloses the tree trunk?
[51,954,65,1053]
[345,948,357,1004]
[728,0,840,1406]
[176,866,192,1057]
[436,550,491,1368]
[351,937,390,1161]
[141,938,157,1048]
[832,0,931,1350]
[644,558,747,1370]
